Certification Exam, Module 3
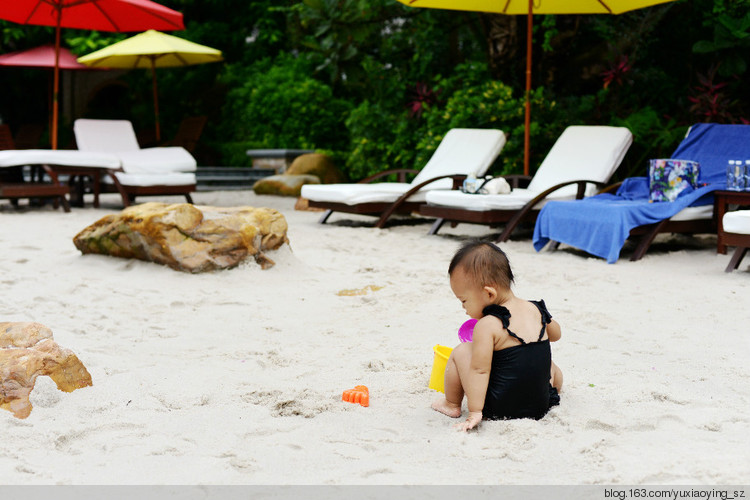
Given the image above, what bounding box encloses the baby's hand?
[455,411,482,432]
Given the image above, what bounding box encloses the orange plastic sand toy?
[342,385,369,407]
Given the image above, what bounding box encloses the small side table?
[714,190,750,254]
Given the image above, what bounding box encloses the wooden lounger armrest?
[375,173,468,228]
[502,175,533,189]
[598,181,623,195]
[359,169,420,184]
[103,168,133,207]
[450,174,467,190]
[528,179,606,206]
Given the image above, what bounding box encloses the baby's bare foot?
[431,398,462,418]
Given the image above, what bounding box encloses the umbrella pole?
[52,11,62,150]
[523,0,532,176]
[151,58,160,142]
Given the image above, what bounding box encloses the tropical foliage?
[0,0,748,180]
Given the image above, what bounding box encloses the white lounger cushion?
[74,119,142,151]
[105,172,197,187]
[723,210,750,234]
[74,119,197,174]
[301,183,414,205]
[409,128,506,188]
[424,125,633,211]
[116,147,196,173]
[425,188,574,211]
[0,149,120,169]
[301,128,506,206]
[669,205,713,222]
[526,126,632,196]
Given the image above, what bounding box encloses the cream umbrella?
[396,0,676,175]
[78,30,223,141]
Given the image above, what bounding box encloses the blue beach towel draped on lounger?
[532,123,750,263]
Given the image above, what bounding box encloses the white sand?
[1,191,749,485]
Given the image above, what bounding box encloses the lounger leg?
[375,206,397,228]
[630,220,668,261]
[185,193,194,204]
[428,218,446,235]
[725,247,748,273]
[549,241,561,251]
[496,213,528,242]
[107,171,130,208]
[318,209,333,224]
[92,175,100,208]
[60,195,71,213]
[496,220,519,242]
[70,175,84,207]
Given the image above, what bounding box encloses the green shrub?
[419,79,558,175]
[344,62,565,181]
[219,53,352,165]
[344,100,424,180]
[611,107,688,180]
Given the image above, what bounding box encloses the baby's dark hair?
[448,240,514,290]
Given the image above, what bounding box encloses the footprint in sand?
[364,360,385,372]
[117,261,137,271]
[12,245,42,252]
[229,457,257,471]
[148,446,182,457]
[361,468,394,478]
[242,389,332,418]
[585,419,619,434]
[651,392,690,405]
[15,465,35,475]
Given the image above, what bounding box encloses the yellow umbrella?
[78,30,223,141]
[397,0,676,175]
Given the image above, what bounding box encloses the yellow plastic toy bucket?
[428,344,453,393]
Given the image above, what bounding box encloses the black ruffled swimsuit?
[481,300,560,420]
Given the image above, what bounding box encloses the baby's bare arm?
[547,319,561,342]
[463,321,494,414]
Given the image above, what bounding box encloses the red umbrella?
[0,0,184,149]
[0,44,93,70]
[0,45,106,144]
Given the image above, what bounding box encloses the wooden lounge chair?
[161,116,207,154]
[0,125,71,212]
[0,124,14,150]
[300,128,507,228]
[533,123,750,263]
[74,119,197,207]
[419,126,633,240]
[721,210,750,272]
[13,123,45,149]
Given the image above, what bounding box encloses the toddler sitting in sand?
[432,241,563,431]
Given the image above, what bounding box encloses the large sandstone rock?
[73,202,289,272]
[253,174,320,197]
[1,322,92,419]
[253,153,346,196]
[285,153,345,184]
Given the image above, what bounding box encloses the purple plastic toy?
[458,319,477,343]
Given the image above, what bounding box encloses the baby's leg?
[550,361,563,392]
[432,342,472,418]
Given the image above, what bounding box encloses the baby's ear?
[483,285,498,301]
